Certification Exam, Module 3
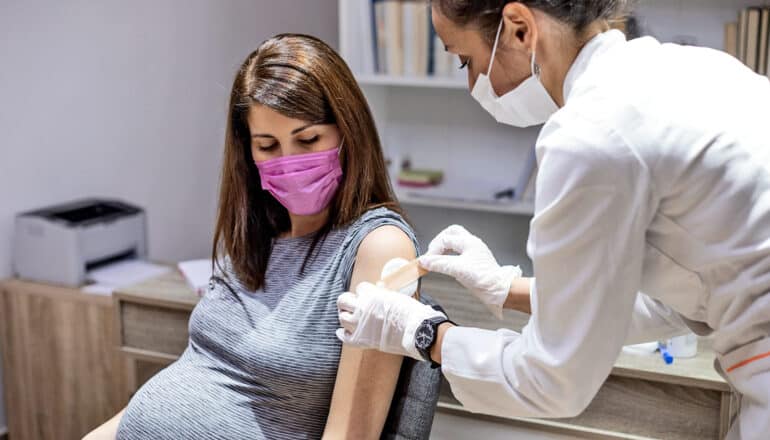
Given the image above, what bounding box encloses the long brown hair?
[212,34,401,291]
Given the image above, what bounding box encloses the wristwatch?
[414,305,455,368]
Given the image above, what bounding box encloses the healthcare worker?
[336,1,770,439]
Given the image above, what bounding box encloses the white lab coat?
[441,30,770,439]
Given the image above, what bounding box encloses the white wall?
[634,0,761,49]
[0,0,338,432]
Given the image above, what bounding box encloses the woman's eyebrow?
[251,123,317,138]
[291,123,316,135]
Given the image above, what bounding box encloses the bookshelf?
[338,0,763,276]
[395,190,535,216]
[356,73,467,89]
[339,0,540,273]
[634,0,766,49]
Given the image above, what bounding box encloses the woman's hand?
[419,225,522,319]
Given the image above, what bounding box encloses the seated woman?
[85,34,419,439]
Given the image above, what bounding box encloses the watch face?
[415,322,436,350]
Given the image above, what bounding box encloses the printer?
[13,198,147,286]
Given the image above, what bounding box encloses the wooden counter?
[423,274,735,440]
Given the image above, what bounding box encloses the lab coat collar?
[563,29,627,103]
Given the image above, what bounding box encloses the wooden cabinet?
[0,280,129,440]
[423,275,738,440]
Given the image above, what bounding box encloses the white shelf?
[356,74,467,89]
[396,191,535,216]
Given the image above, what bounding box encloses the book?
[398,169,444,187]
[759,8,770,76]
[402,1,415,76]
[369,0,464,79]
[384,0,404,75]
[360,0,376,75]
[401,1,429,76]
[414,1,430,76]
[739,9,748,64]
[746,8,761,72]
[427,5,454,77]
[341,0,376,75]
[427,6,436,75]
[725,21,738,59]
[374,0,388,74]
[765,10,770,78]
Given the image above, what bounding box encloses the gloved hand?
[418,225,521,319]
[336,282,446,361]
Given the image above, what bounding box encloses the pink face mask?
[255,146,343,215]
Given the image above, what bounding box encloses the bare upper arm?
[349,225,417,289]
[82,409,125,440]
[323,225,416,439]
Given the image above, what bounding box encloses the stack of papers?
[177,259,213,296]
[83,259,170,295]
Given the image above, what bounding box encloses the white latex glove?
[336,282,446,361]
[418,225,522,319]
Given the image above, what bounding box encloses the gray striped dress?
[116,208,418,439]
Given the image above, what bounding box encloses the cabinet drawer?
[439,373,724,440]
[118,300,191,358]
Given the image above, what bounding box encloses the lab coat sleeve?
[441,121,654,419]
[625,293,689,345]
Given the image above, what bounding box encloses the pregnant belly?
[115,357,328,440]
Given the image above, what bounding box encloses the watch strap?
[422,305,456,368]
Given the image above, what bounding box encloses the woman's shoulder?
[335,206,420,283]
[354,223,417,266]
[344,204,409,232]
[349,206,409,227]
[345,206,416,246]
[336,206,419,290]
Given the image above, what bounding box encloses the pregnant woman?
[85,34,421,439]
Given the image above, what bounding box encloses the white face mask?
[471,19,558,128]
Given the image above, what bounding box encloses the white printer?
[13,198,147,286]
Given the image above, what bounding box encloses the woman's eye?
[299,135,319,145]
[258,143,277,151]
[458,58,469,70]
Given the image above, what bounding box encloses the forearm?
[504,277,533,314]
[82,409,125,440]
[430,277,532,365]
[323,347,402,439]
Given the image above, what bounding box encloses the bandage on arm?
[379,257,428,298]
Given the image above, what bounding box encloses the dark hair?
[434,0,628,41]
[212,33,401,291]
